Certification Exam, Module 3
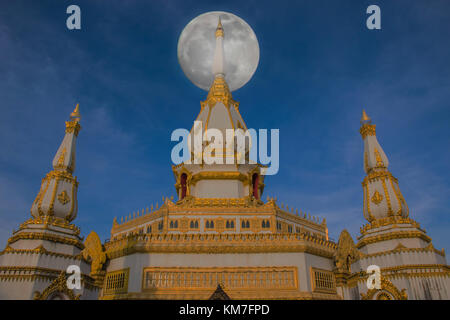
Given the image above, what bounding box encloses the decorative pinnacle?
[360,109,371,124]
[70,103,81,122]
[215,17,224,38]
[359,109,376,139]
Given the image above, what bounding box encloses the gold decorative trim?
[344,264,450,288]
[360,216,422,235]
[364,151,369,172]
[48,178,59,215]
[56,147,67,168]
[105,233,337,260]
[101,290,341,300]
[381,176,393,215]
[141,266,298,292]
[0,266,96,289]
[65,120,81,136]
[177,196,263,208]
[36,178,50,216]
[21,216,80,230]
[7,232,84,250]
[34,271,80,300]
[361,276,407,300]
[374,148,385,168]
[362,244,446,258]
[0,245,82,260]
[356,230,431,249]
[359,124,376,139]
[203,76,237,108]
[190,171,248,185]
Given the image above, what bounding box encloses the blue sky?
[0,0,449,255]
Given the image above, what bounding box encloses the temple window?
[190,221,194,228]
[147,226,152,233]
[205,220,215,229]
[241,220,250,229]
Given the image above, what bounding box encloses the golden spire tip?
[70,103,81,121]
[361,109,371,123]
[215,17,224,38]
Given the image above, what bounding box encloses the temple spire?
[31,105,81,222]
[212,17,225,78]
[203,17,234,108]
[52,104,81,173]
[359,110,389,173]
[359,111,409,221]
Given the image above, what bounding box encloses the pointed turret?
[30,105,81,222]
[212,17,225,77]
[359,111,408,221]
[192,17,247,139]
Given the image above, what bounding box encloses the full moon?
[177,11,260,92]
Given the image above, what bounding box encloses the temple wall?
[105,251,335,295]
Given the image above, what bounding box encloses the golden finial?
[361,109,371,123]
[70,103,81,121]
[215,17,224,38]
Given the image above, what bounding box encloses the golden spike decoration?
[70,103,81,121]
[361,109,371,123]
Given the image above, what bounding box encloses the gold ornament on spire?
[215,17,224,38]
[361,109,371,123]
[70,103,81,121]
[374,148,385,168]
[57,147,66,167]
[203,76,236,108]
[66,104,82,136]
[359,109,376,139]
